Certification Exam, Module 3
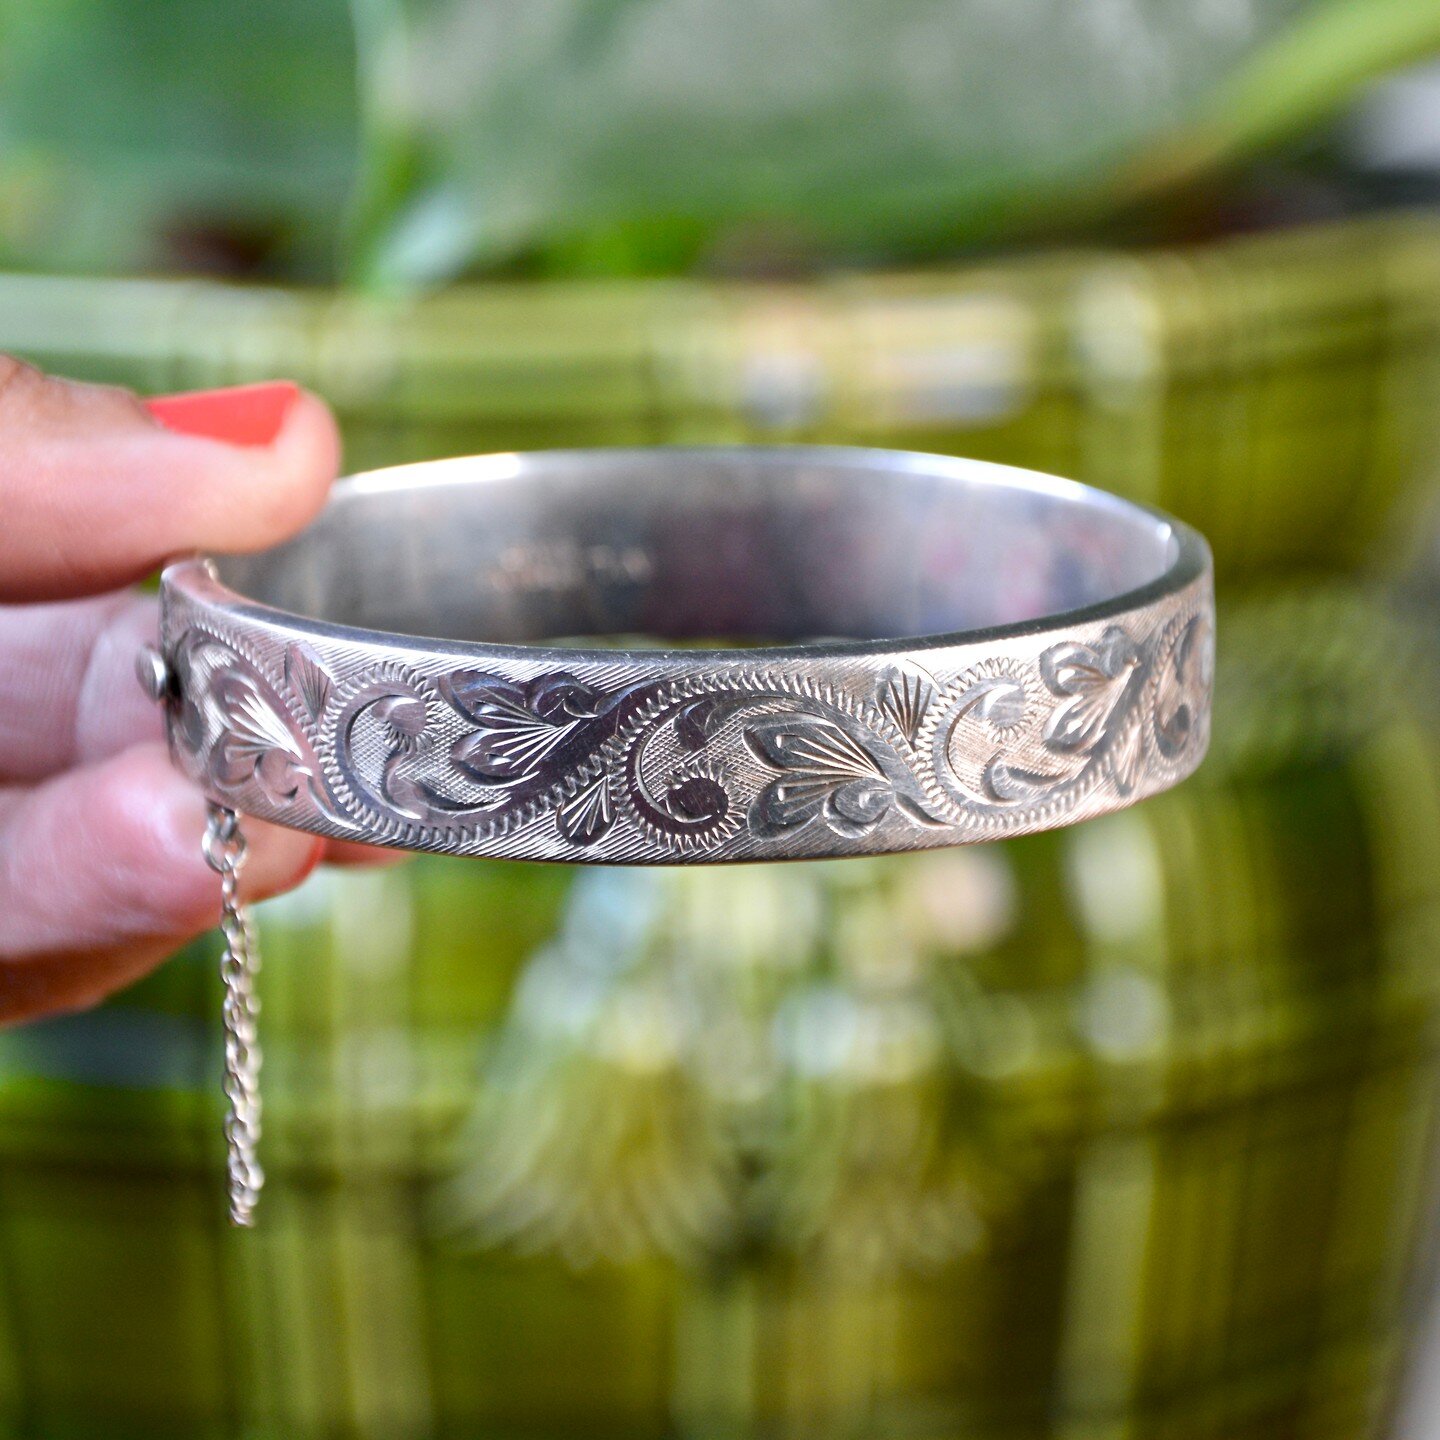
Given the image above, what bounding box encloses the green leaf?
[1136,0,1440,189]
[0,0,360,278]
[348,0,1421,287]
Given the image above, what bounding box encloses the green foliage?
[0,0,1438,285]
[0,0,359,277]
[344,0,1440,287]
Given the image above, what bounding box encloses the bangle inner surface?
[216,450,1180,645]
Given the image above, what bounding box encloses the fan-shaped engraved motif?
[747,713,901,839]
[875,666,933,744]
[556,773,615,846]
[451,702,579,781]
[746,713,883,783]
[212,671,299,761]
[284,642,333,722]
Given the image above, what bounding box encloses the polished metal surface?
[155,448,1214,863]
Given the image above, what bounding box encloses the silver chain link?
[202,803,264,1227]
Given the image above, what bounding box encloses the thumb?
[0,364,340,602]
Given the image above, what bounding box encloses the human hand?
[0,361,373,1022]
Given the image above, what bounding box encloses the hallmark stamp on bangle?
[485,541,654,598]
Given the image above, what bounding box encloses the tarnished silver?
[155,447,1214,864]
[201,802,264,1227]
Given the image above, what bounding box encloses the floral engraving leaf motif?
[1109,715,1147,797]
[444,671,610,724]
[556,774,615,846]
[379,752,433,821]
[1155,613,1213,759]
[983,756,1063,804]
[373,692,427,750]
[451,713,572,782]
[745,713,896,839]
[665,771,731,825]
[443,671,610,784]
[211,669,308,804]
[674,693,750,752]
[173,637,220,756]
[284,642,334,722]
[1040,627,1140,754]
[952,674,1027,731]
[875,666,932,743]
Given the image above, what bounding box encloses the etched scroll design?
[168,605,1210,856]
[171,631,340,821]
[417,674,943,849]
[921,615,1210,820]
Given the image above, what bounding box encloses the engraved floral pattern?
[441,671,624,784]
[164,589,1212,860]
[1154,611,1214,760]
[745,713,940,839]
[171,632,334,817]
[556,773,616,846]
[1040,626,1141,754]
[210,669,311,804]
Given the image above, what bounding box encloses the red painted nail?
[145,381,301,447]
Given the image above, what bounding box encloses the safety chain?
[202,802,264,1227]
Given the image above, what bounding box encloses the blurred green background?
[4,2,1440,1438]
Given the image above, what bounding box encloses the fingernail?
[145,381,301,447]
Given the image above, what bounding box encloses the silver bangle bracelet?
[151,446,1214,865]
[141,446,1213,1224]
